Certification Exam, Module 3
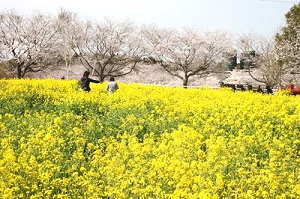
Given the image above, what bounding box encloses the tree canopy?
[143,25,233,87]
[276,3,300,41]
[276,3,300,76]
[1,7,298,87]
[0,11,62,78]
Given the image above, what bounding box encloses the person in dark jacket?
[79,71,100,92]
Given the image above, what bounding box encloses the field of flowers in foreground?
[0,79,299,199]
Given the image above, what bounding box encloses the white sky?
[1,0,299,38]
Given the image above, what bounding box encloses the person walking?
[106,77,119,94]
[79,71,100,92]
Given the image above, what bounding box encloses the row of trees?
[1,5,300,87]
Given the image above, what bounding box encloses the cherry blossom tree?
[276,28,300,85]
[0,10,62,78]
[277,30,300,70]
[276,3,300,85]
[71,18,145,82]
[142,25,232,87]
[54,9,82,79]
[237,33,288,88]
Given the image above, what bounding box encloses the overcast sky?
[1,0,299,38]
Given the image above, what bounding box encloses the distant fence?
[141,82,280,94]
[181,83,278,94]
[220,83,276,94]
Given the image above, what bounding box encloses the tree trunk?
[183,76,189,88]
[99,75,105,83]
[17,65,22,79]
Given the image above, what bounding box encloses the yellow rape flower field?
[0,79,299,199]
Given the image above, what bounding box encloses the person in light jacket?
[106,77,119,94]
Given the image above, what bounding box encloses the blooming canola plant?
[0,79,299,198]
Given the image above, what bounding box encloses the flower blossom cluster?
[0,79,299,198]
